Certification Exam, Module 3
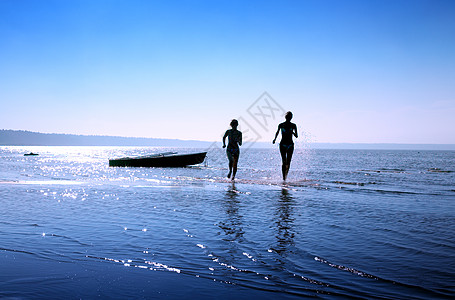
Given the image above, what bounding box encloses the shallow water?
[1,146,454,299]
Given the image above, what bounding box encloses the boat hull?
[109,152,207,168]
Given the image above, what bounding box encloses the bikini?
[280,143,294,151]
[279,126,294,151]
[227,146,240,158]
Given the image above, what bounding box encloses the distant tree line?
[0,130,212,147]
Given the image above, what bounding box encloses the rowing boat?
[24,152,39,156]
[109,152,207,167]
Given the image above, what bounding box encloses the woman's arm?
[223,130,228,148]
[294,124,298,138]
[272,126,280,144]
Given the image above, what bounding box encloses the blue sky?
[1,0,454,143]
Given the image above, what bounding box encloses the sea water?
[0,146,454,299]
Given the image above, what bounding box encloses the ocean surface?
[0,146,454,299]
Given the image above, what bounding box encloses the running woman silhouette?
[223,119,242,180]
[273,111,298,181]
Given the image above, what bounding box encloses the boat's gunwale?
[111,151,205,161]
[108,152,207,167]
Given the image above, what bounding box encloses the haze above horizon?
[1,0,454,144]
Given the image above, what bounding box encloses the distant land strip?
[1,130,454,150]
[0,130,212,147]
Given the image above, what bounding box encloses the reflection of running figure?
[223,119,242,180]
[273,112,298,181]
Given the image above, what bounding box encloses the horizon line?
[1,129,454,146]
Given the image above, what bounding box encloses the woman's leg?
[284,144,294,180]
[232,155,238,180]
[227,150,233,178]
[279,144,287,180]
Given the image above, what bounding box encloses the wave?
[0,180,19,184]
[314,256,451,298]
[427,168,453,173]
[0,247,35,256]
[359,168,407,174]
[85,252,349,298]
[331,180,377,186]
